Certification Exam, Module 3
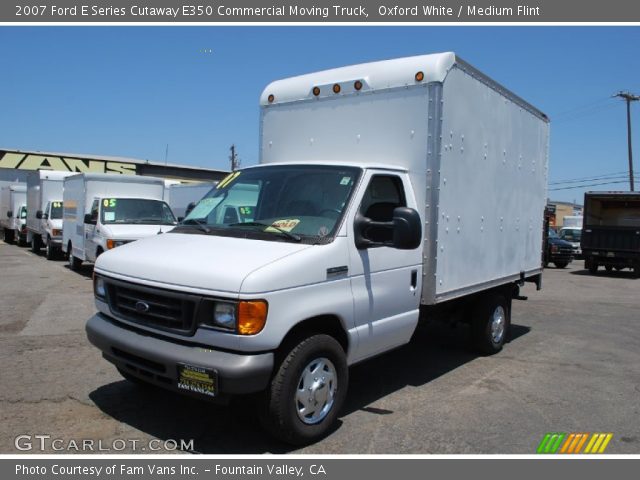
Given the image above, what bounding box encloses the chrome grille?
[106,280,197,334]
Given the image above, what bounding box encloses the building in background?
[0,148,228,191]
[547,200,584,229]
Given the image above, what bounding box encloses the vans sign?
[0,152,137,175]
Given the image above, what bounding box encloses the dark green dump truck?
[581,192,640,277]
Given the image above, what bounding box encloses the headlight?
[202,300,268,335]
[212,302,237,330]
[94,276,107,300]
[551,245,559,253]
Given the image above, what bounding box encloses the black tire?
[67,243,82,271]
[605,265,613,273]
[31,234,42,253]
[471,293,511,355]
[2,228,13,244]
[554,261,568,269]
[634,265,640,279]
[17,232,28,247]
[588,263,598,274]
[260,334,348,446]
[45,237,57,260]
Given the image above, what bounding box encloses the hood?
[548,237,573,247]
[98,223,175,240]
[95,232,313,294]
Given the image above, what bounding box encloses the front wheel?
[31,234,42,253]
[471,293,511,355]
[67,243,82,271]
[554,261,568,269]
[261,334,348,446]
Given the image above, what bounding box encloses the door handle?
[410,269,418,290]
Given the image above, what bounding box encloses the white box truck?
[62,173,177,270]
[166,182,217,220]
[26,170,72,259]
[0,185,28,245]
[87,53,549,444]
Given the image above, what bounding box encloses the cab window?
[359,175,406,243]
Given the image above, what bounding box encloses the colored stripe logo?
[537,433,613,454]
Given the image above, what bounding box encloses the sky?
[0,26,639,204]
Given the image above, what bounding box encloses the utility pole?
[229,144,240,171]
[615,92,639,191]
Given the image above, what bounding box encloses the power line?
[549,180,628,191]
[549,170,629,185]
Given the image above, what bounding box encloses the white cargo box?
[260,52,549,304]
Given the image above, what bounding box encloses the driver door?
[347,172,423,362]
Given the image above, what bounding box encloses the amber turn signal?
[415,71,425,82]
[238,300,268,335]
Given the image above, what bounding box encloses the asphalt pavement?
[1,240,638,454]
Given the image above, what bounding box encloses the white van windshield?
[178,165,362,243]
[100,198,177,225]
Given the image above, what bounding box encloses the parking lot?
[1,239,639,454]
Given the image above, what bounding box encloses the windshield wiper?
[228,222,301,242]
[180,218,211,233]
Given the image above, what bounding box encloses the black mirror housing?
[392,207,422,250]
[354,206,422,250]
[84,213,96,224]
[7,210,13,218]
[36,210,43,219]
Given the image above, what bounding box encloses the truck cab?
[37,201,64,259]
[78,196,177,265]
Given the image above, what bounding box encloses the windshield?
[19,206,27,219]
[100,198,177,225]
[560,228,581,241]
[50,202,63,220]
[178,165,362,243]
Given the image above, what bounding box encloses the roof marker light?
[354,80,363,91]
[332,83,341,94]
[415,71,425,82]
[267,94,275,103]
[312,86,321,96]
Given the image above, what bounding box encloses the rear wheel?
[45,236,56,260]
[605,265,613,273]
[471,293,511,355]
[17,231,28,247]
[554,261,568,269]
[2,228,14,244]
[260,334,348,445]
[587,260,598,274]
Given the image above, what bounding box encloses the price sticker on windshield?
[52,202,62,208]
[103,199,117,208]
[266,219,300,232]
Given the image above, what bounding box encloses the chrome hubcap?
[490,306,506,344]
[295,357,337,424]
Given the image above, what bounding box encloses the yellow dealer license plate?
[177,364,217,397]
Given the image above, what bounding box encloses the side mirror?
[7,210,13,218]
[392,207,422,250]
[36,210,43,219]
[354,207,422,250]
[177,216,184,222]
[84,213,96,225]
[185,202,196,216]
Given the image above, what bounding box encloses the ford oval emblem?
[135,301,150,313]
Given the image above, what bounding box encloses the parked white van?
[62,173,176,270]
[0,185,28,245]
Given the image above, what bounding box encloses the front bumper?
[86,313,274,397]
